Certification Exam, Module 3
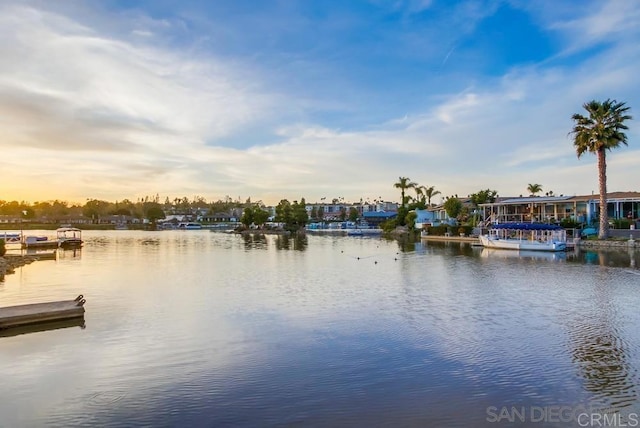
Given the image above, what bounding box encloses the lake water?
[1,231,640,427]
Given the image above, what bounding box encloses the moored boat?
[23,235,58,249]
[57,227,83,248]
[479,223,566,252]
[177,222,202,230]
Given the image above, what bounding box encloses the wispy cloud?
[0,3,274,150]
[0,0,638,204]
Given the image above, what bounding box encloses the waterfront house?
[414,209,438,229]
[479,191,640,225]
[203,212,234,223]
[0,215,21,223]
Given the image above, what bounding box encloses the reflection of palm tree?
[567,279,637,407]
[571,99,632,239]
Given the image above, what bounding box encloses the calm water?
[1,231,640,427]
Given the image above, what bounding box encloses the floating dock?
[0,295,86,330]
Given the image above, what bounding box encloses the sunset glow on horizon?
[1,0,638,206]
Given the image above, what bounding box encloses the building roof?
[479,192,640,206]
[570,191,640,202]
[363,211,397,218]
[488,196,573,205]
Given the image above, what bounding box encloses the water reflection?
[3,231,640,427]
[422,241,478,257]
[567,281,639,408]
[394,236,419,252]
[242,233,268,250]
[0,317,85,338]
[568,249,640,269]
[58,248,82,259]
[275,233,308,251]
[481,248,567,262]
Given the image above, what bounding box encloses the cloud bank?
[0,0,638,204]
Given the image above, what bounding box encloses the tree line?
[0,195,260,223]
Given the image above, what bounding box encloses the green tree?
[275,199,293,225]
[469,189,498,206]
[144,203,165,224]
[571,99,632,239]
[423,186,441,206]
[413,185,425,204]
[394,177,416,208]
[405,211,417,231]
[83,199,111,223]
[469,189,498,226]
[240,206,254,227]
[443,197,462,220]
[527,183,543,196]
[339,207,347,221]
[348,207,359,222]
[253,207,270,227]
[292,198,308,229]
[396,205,408,226]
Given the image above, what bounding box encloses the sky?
[1,0,639,206]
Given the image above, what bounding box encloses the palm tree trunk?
[598,148,609,239]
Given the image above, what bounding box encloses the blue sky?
[0,0,638,205]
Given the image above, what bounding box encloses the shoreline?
[578,239,639,249]
[0,255,41,278]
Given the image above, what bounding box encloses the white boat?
[479,223,566,252]
[56,227,83,248]
[347,229,363,236]
[177,222,202,230]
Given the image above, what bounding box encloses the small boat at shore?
[347,229,364,236]
[57,227,83,248]
[23,235,58,249]
[177,222,202,230]
[479,223,566,252]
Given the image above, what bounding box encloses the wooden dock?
[0,295,86,330]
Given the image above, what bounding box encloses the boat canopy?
[56,227,82,232]
[492,222,563,231]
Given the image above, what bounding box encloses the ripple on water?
[2,234,640,426]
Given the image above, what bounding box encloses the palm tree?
[413,185,427,205]
[571,99,632,239]
[394,177,416,208]
[527,183,543,196]
[423,186,441,206]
